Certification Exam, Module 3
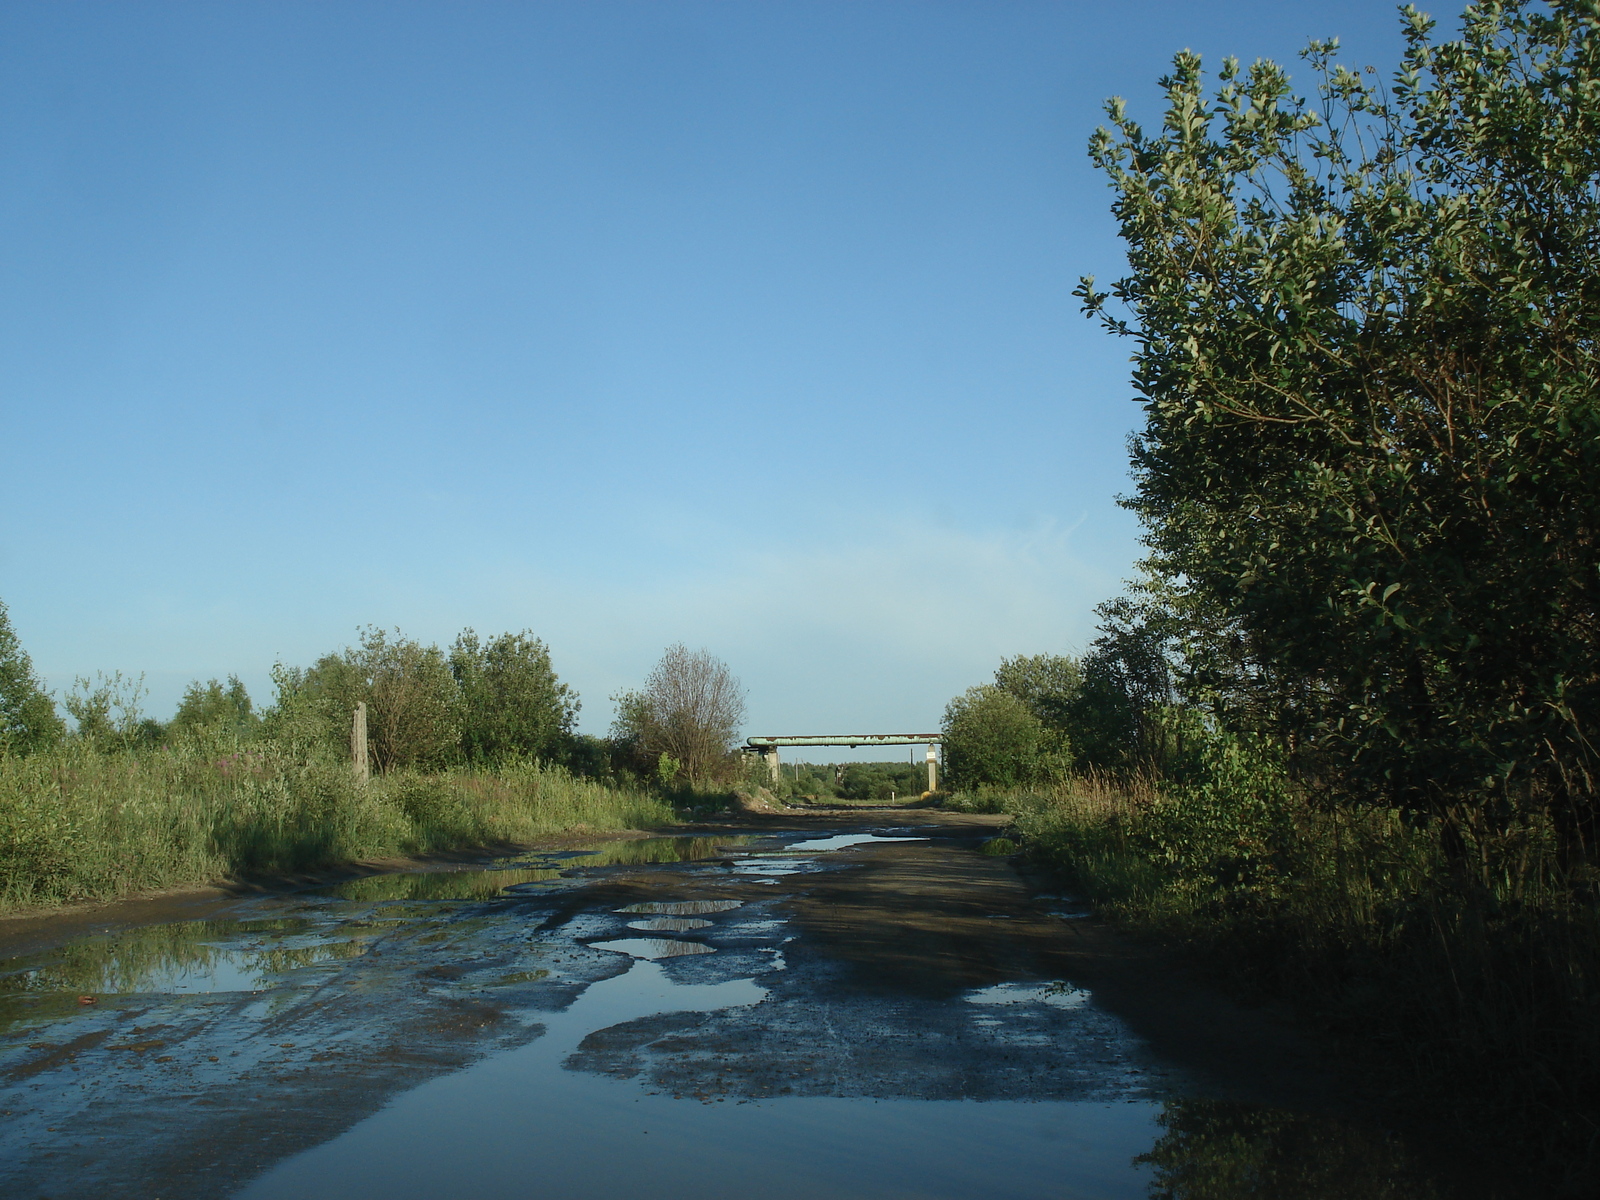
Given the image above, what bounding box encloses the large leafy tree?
[941,685,1049,789]
[1080,1,1600,844]
[449,629,577,764]
[0,599,63,754]
[276,627,460,772]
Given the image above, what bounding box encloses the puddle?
[326,867,566,902]
[966,981,1091,1010]
[236,957,1156,1200]
[0,823,1465,1200]
[729,857,805,877]
[590,939,717,960]
[627,918,713,932]
[0,918,365,1006]
[777,833,927,854]
[318,837,766,902]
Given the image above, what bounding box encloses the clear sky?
[0,0,1414,747]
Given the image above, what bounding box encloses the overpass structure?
[744,733,944,793]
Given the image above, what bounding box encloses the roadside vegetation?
[943,4,1600,1191]
[0,610,769,911]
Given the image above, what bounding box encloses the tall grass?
[0,738,674,912]
[958,757,1600,1194]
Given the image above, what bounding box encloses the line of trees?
[267,626,578,771]
[0,601,750,790]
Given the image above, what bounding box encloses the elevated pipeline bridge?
[744,734,944,792]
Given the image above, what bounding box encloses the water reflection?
[781,833,927,854]
[966,981,1090,1011]
[0,917,367,1019]
[0,824,1466,1200]
[1138,1099,1443,1200]
[236,957,1157,1200]
[321,836,766,902]
[330,867,566,901]
[591,938,717,960]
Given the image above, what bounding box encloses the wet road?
[0,809,1453,1199]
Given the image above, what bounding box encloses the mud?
[0,806,1464,1199]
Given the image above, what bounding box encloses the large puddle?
[0,825,1457,1200]
[236,957,1157,1200]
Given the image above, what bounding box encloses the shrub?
[450,629,578,765]
[942,685,1050,789]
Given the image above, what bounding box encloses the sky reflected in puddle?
[778,833,928,854]
[591,938,717,960]
[966,981,1091,1010]
[0,822,1464,1200]
[235,958,1156,1200]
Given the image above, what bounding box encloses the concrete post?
[926,745,938,794]
[352,702,370,785]
[762,746,781,787]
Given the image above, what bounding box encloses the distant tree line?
[0,601,748,791]
[783,760,928,801]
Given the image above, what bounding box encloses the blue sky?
[0,0,1414,747]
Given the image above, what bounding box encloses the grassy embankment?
[948,767,1600,1193]
[0,737,674,912]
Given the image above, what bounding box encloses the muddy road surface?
[1,807,1461,1198]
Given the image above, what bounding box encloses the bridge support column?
[926,746,938,793]
[762,746,781,787]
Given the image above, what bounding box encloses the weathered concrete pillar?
[926,745,938,793]
[762,746,781,787]
[352,702,370,784]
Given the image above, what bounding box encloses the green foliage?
[610,644,746,786]
[268,626,590,777]
[0,599,63,755]
[941,654,1079,790]
[782,761,838,797]
[63,670,148,751]
[1012,744,1600,1189]
[993,652,1079,774]
[942,685,1050,789]
[382,774,476,842]
[1067,589,1181,771]
[655,752,683,787]
[839,760,927,800]
[993,653,1081,731]
[449,629,578,765]
[0,739,672,910]
[1079,1,1600,838]
[169,676,258,740]
[271,628,459,772]
[562,732,630,781]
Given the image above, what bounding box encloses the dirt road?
[0,806,1454,1199]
